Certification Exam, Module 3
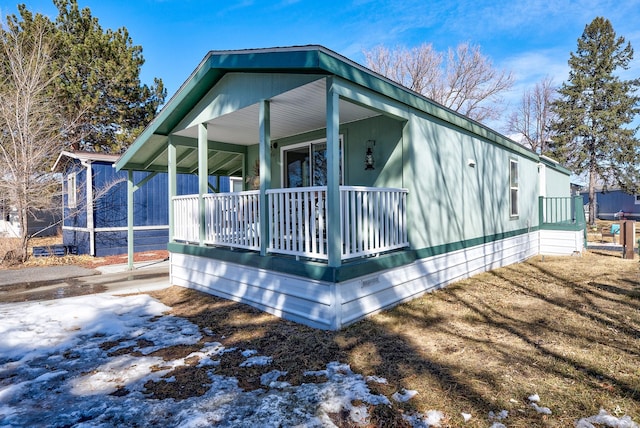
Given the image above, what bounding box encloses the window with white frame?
[230,177,244,192]
[281,136,343,188]
[509,159,519,217]
[635,194,640,205]
[67,173,77,209]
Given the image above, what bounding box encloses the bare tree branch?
[0,15,64,260]
[507,76,557,153]
[364,42,513,122]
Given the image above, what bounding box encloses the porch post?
[198,122,208,246]
[168,136,177,243]
[259,99,271,256]
[326,77,341,267]
[127,169,134,270]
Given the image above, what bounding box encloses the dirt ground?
[2,234,639,426]
[0,235,168,269]
[140,250,640,427]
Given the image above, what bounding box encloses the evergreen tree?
[0,1,165,261]
[51,0,166,153]
[551,17,640,225]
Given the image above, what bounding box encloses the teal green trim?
[259,100,271,256]
[539,195,587,232]
[116,46,570,175]
[413,227,538,259]
[539,156,572,175]
[132,171,159,193]
[173,138,249,154]
[326,77,341,267]
[168,138,176,243]
[198,123,208,245]
[168,226,538,283]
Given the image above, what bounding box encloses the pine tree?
[0,1,166,261]
[51,0,166,153]
[551,17,640,225]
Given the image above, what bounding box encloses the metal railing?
[539,196,587,231]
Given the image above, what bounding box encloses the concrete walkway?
[0,259,169,303]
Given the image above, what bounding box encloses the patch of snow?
[531,402,552,415]
[350,404,369,425]
[366,375,387,384]
[392,389,418,402]
[489,410,509,420]
[68,354,169,395]
[461,412,472,422]
[403,410,444,428]
[576,409,640,428]
[1,293,638,428]
[260,370,290,389]
[197,356,220,367]
[240,355,272,367]
[528,393,552,415]
[0,296,399,427]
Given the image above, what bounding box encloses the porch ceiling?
[173,78,381,146]
[120,79,382,174]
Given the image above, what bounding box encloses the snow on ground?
[0,293,638,428]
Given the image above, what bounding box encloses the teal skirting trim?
[168,226,538,283]
[540,223,584,231]
[413,227,539,259]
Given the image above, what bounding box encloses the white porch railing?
[173,195,199,243]
[266,187,328,259]
[204,190,260,250]
[266,186,409,260]
[340,186,409,259]
[173,191,260,251]
[173,186,409,261]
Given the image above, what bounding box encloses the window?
[509,159,519,217]
[635,195,640,205]
[230,177,244,192]
[67,173,77,209]
[281,136,343,188]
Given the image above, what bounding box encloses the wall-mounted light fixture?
[365,140,375,170]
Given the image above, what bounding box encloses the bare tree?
[364,42,513,123]
[0,15,64,261]
[507,76,557,153]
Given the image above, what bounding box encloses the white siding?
[170,231,539,330]
[539,230,584,255]
[170,252,335,330]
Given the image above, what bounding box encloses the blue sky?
[2,0,639,130]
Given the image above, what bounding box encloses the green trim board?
[115,45,569,178]
[168,226,538,283]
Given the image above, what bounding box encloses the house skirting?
[170,231,540,330]
[539,229,585,256]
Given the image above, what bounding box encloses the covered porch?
[116,49,414,271]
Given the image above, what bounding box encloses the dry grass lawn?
[148,250,639,427]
